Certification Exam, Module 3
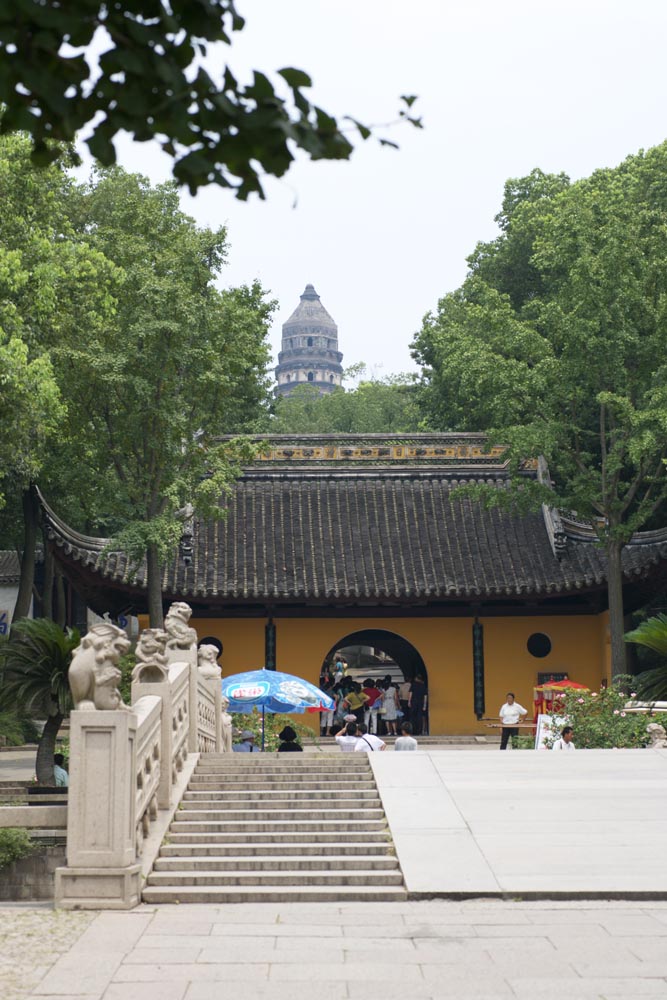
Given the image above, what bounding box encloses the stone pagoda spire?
[274,284,344,397]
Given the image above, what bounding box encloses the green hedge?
[0,828,34,869]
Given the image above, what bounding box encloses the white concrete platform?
[370,748,667,897]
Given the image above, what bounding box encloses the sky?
[105,0,667,381]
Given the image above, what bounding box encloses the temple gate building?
[41,434,667,734]
[274,284,344,396]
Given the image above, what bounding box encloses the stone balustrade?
[54,602,224,910]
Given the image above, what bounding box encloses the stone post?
[54,709,141,909]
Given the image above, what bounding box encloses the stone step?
[194,763,371,773]
[154,855,399,872]
[183,790,381,802]
[159,842,392,857]
[141,885,408,904]
[188,780,377,791]
[170,819,388,833]
[180,798,382,811]
[176,806,384,822]
[167,829,391,845]
[146,869,404,887]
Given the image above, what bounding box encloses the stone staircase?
[142,753,406,903]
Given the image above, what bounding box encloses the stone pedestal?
[54,709,140,909]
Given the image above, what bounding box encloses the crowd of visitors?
[319,666,429,739]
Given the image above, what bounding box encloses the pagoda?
[274,284,344,396]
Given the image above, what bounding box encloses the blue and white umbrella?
[221,669,335,750]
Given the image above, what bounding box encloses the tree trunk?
[606,538,627,680]
[146,543,164,627]
[12,487,38,622]
[35,711,63,785]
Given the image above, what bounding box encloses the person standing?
[335,722,360,752]
[381,679,400,736]
[354,723,386,752]
[552,726,576,751]
[395,721,418,751]
[498,692,527,750]
[409,674,428,735]
[53,753,69,787]
[362,678,383,734]
[398,678,412,718]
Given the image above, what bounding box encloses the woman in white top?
[381,681,400,736]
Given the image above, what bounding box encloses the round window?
[527,632,551,658]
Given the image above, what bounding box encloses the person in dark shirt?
[409,674,428,735]
[277,725,303,752]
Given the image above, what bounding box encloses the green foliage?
[625,614,667,700]
[271,372,422,434]
[231,710,317,752]
[0,709,39,746]
[0,617,79,719]
[0,828,34,870]
[412,142,667,676]
[0,3,420,196]
[547,680,667,749]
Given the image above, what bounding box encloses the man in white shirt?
[53,754,69,787]
[335,722,360,752]
[499,692,528,750]
[395,721,418,751]
[354,724,386,752]
[552,726,575,751]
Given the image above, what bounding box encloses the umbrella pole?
[262,705,265,752]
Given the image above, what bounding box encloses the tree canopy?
[0,1,420,195]
[412,143,667,677]
[270,371,422,434]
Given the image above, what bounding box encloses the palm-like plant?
[0,618,79,784]
[625,613,667,701]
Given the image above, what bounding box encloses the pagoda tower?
[274,284,344,397]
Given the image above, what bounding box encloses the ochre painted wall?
[186,612,610,735]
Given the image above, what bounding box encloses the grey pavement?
[0,748,37,782]
[5,899,667,1000]
[370,748,667,896]
[3,747,667,999]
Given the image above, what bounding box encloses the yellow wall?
[187,612,610,735]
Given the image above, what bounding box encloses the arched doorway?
[321,628,429,735]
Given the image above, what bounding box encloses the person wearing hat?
[277,725,303,753]
[233,729,260,752]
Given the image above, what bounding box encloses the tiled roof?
[0,550,20,585]
[39,474,667,605]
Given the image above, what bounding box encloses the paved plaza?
[2,747,667,998]
[4,899,667,1000]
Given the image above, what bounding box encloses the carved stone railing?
[55,603,226,910]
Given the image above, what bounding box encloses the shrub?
[547,677,667,749]
[230,710,317,751]
[0,828,34,869]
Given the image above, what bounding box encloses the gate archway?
[321,628,429,734]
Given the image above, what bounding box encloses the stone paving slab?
[370,748,667,896]
[5,900,667,1000]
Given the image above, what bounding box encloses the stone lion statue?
[647,722,667,748]
[132,628,169,683]
[69,623,131,711]
[197,643,221,680]
[221,695,233,753]
[164,602,197,651]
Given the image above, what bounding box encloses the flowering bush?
[548,678,667,749]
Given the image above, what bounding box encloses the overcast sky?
[108,0,667,380]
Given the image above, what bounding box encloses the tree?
[0,618,78,784]
[61,167,275,623]
[0,1,420,196]
[0,132,117,620]
[412,143,667,678]
[271,371,422,434]
[625,614,667,700]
